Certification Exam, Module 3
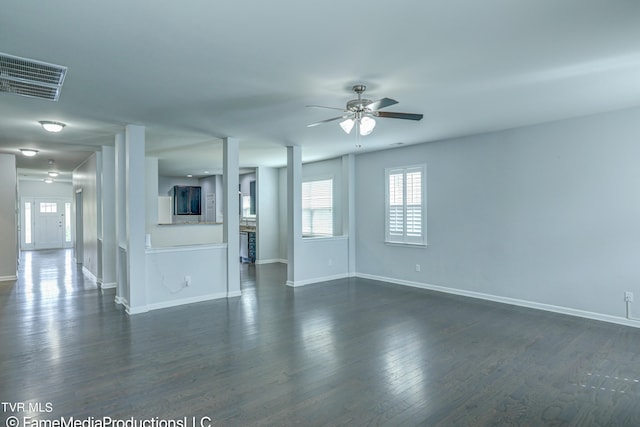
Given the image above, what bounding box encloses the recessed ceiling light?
[39,120,66,133]
[48,171,59,177]
[20,149,38,157]
[187,174,193,178]
[204,171,210,174]
[44,178,53,184]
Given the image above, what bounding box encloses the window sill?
[384,241,428,248]
[302,235,347,240]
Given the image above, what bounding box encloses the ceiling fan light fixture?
[20,149,38,157]
[340,119,354,134]
[39,120,66,133]
[359,116,376,136]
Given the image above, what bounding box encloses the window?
[242,195,252,218]
[24,202,32,245]
[385,165,426,245]
[65,202,72,243]
[302,178,333,237]
[39,202,57,213]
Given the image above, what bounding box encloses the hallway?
[2,250,640,426]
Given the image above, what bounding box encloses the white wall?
[295,236,349,285]
[73,154,99,277]
[0,154,17,281]
[145,244,228,311]
[19,180,73,198]
[256,167,280,263]
[278,167,288,261]
[200,175,217,223]
[150,224,223,247]
[355,107,640,323]
[158,176,200,195]
[240,172,255,203]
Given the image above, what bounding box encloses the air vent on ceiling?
[0,52,67,101]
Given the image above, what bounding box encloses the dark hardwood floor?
[2,249,640,426]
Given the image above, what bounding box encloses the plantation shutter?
[385,166,425,244]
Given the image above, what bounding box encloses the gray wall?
[355,107,640,319]
[0,154,17,280]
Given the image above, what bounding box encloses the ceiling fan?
[306,84,423,136]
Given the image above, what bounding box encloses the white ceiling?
[2,0,640,182]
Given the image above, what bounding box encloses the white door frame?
[20,197,73,251]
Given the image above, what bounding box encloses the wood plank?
[2,249,640,425]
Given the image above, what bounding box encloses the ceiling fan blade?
[307,116,346,127]
[375,111,423,121]
[306,105,345,111]
[365,97,398,111]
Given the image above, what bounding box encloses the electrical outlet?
[185,276,191,287]
[625,291,634,302]
[415,264,421,272]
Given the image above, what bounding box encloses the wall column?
[114,133,127,305]
[100,145,117,289]
[342,154,356,276]
[256,166,279,263]
[124,125,147,314]
[0,154,17,281]
[286,145,302,286]
[223,137,241,297]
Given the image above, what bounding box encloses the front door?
[21,198,72,251]
[35,201,64,250]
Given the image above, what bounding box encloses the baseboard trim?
[0,274,17,282]
[228,290,242,298]
[356,273,640,329]
[82,266,98,283]
[126,292,235,315]
[126,305,148,315]
[286,273,350,288]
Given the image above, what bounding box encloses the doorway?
[21,198,73,250]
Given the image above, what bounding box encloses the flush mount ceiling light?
[48,171,59,177]
[44,178,53,184]
[39,120,66,133]
[20,149,38,157]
